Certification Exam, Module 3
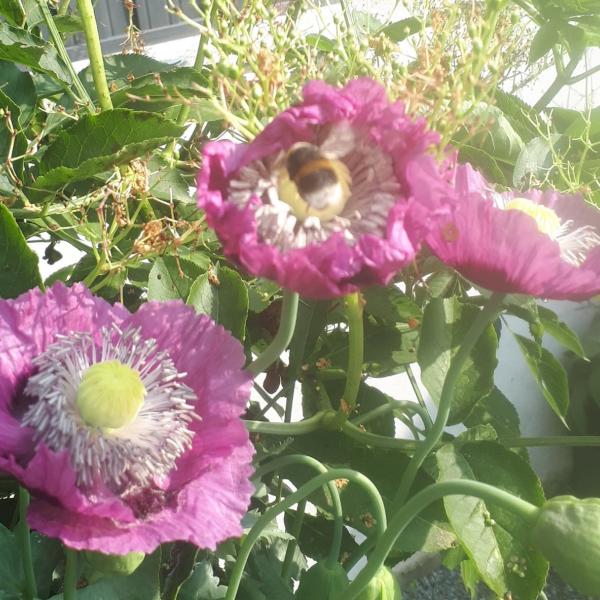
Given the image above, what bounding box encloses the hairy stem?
[342,479,539,599]
[247,290,299,375]
[17,488,37,600]
[392,293,505,509]
[76,0,113,111]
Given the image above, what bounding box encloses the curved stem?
[341,420,418,452]
[281,499,306,580]
[405,364,433,429]
[75,0,113,111]
[63,547,78,600]
[245,410,328,436]
[391,293,505,509]
[342,292,364,411]
[343,478,539,599]
[254,454,344,564]
[17,488,36,600]
[37,0,94,111]
[226,468,386,600]
[533,48,584,112]
[247,290,299,376]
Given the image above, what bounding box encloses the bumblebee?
[276,123,355,221]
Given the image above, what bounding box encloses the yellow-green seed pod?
[83,550,145,577]
[295,561,349,599]
[530,495,600,596]
[354,566,402,600]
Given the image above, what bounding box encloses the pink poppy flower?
[413,160,600,299]
[197,78,442,299]
[0,283,254,554]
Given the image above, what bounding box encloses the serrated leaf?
[494,89,538,143]
[0,22,71,84]
[418,298,498,424]
[381,17,423,42]
[529,22,559,63]
[537,305,586,358]
[187,265,249,340]
[437,443,547,600]
[513,134,568,185]
[178,560,226,600]
[513,333,569,425]
[33,110,184,194]
[363,285,421,325]
[148,157,192,203]
[148,255,209,301]
[0,204,42,298]
[0,60,35,125]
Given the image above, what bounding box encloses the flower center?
[22,326,197,492]
[77,360,145,430]
[505,197,562,239]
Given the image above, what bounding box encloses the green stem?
[342,292,364,411]
[391,293,504,509]
[245,410,328,436]
[226,468,386,600]
[58,0,71,15]
[532,48,584,112]
[37,0,94,111]
[341,421,418,452]
[254,454,344,565]
[63,548,78,600]
[17,488,37,600]
[281,499,306,580]
[405,364,433,428]
[76,0,113,111]
[247,290,299,376]
[342,479,539,599]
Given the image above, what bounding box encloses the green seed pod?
[530,496,600,596]
[295,561,349,599]
[83,550,145,577]
[354,567,402,600]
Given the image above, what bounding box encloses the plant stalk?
[75,0,113,111]
[17,488,37,600]
[63,547,78,600]
[342,292,364,411]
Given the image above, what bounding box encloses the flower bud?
[295,561,349,599]
[530,496,600,596]
[354,566,402,600]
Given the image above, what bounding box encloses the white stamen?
[22,326,197,493]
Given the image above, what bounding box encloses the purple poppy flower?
[0,283,254,554]
[197,78,442,299]
[412,160,600,299]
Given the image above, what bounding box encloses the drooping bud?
[295,561,349,599]
[354,566,402,600]
[530,495,600,596]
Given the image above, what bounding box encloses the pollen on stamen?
[21,326,198,493]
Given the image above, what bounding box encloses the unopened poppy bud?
[530,496,600,596]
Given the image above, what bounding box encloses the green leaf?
[513,333,570,425]
[513,134,568,186]
[465,387,526,458]
[148,157,193,203]
[0,524,23,596]
[0,0,25,27]
[537,305,586,358]
[380,17,423,41]
[304,34,335,52]
[457,144,507,186]
[31,533,62,600]
[148,255,209,302]
[53,14,83,35]
[0,204,42,298]
[418,298,498,424]
[529,22,559,63]
[351,10,383,33]
[0,59,36,125]
[363,285,421,325]
[0,22,71,84]
[50,549,161,600]
[494,90,538,143]
[178,560,226,600]
[437,443,547,600]
[34,110,184,194]
[187,265,249,340]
